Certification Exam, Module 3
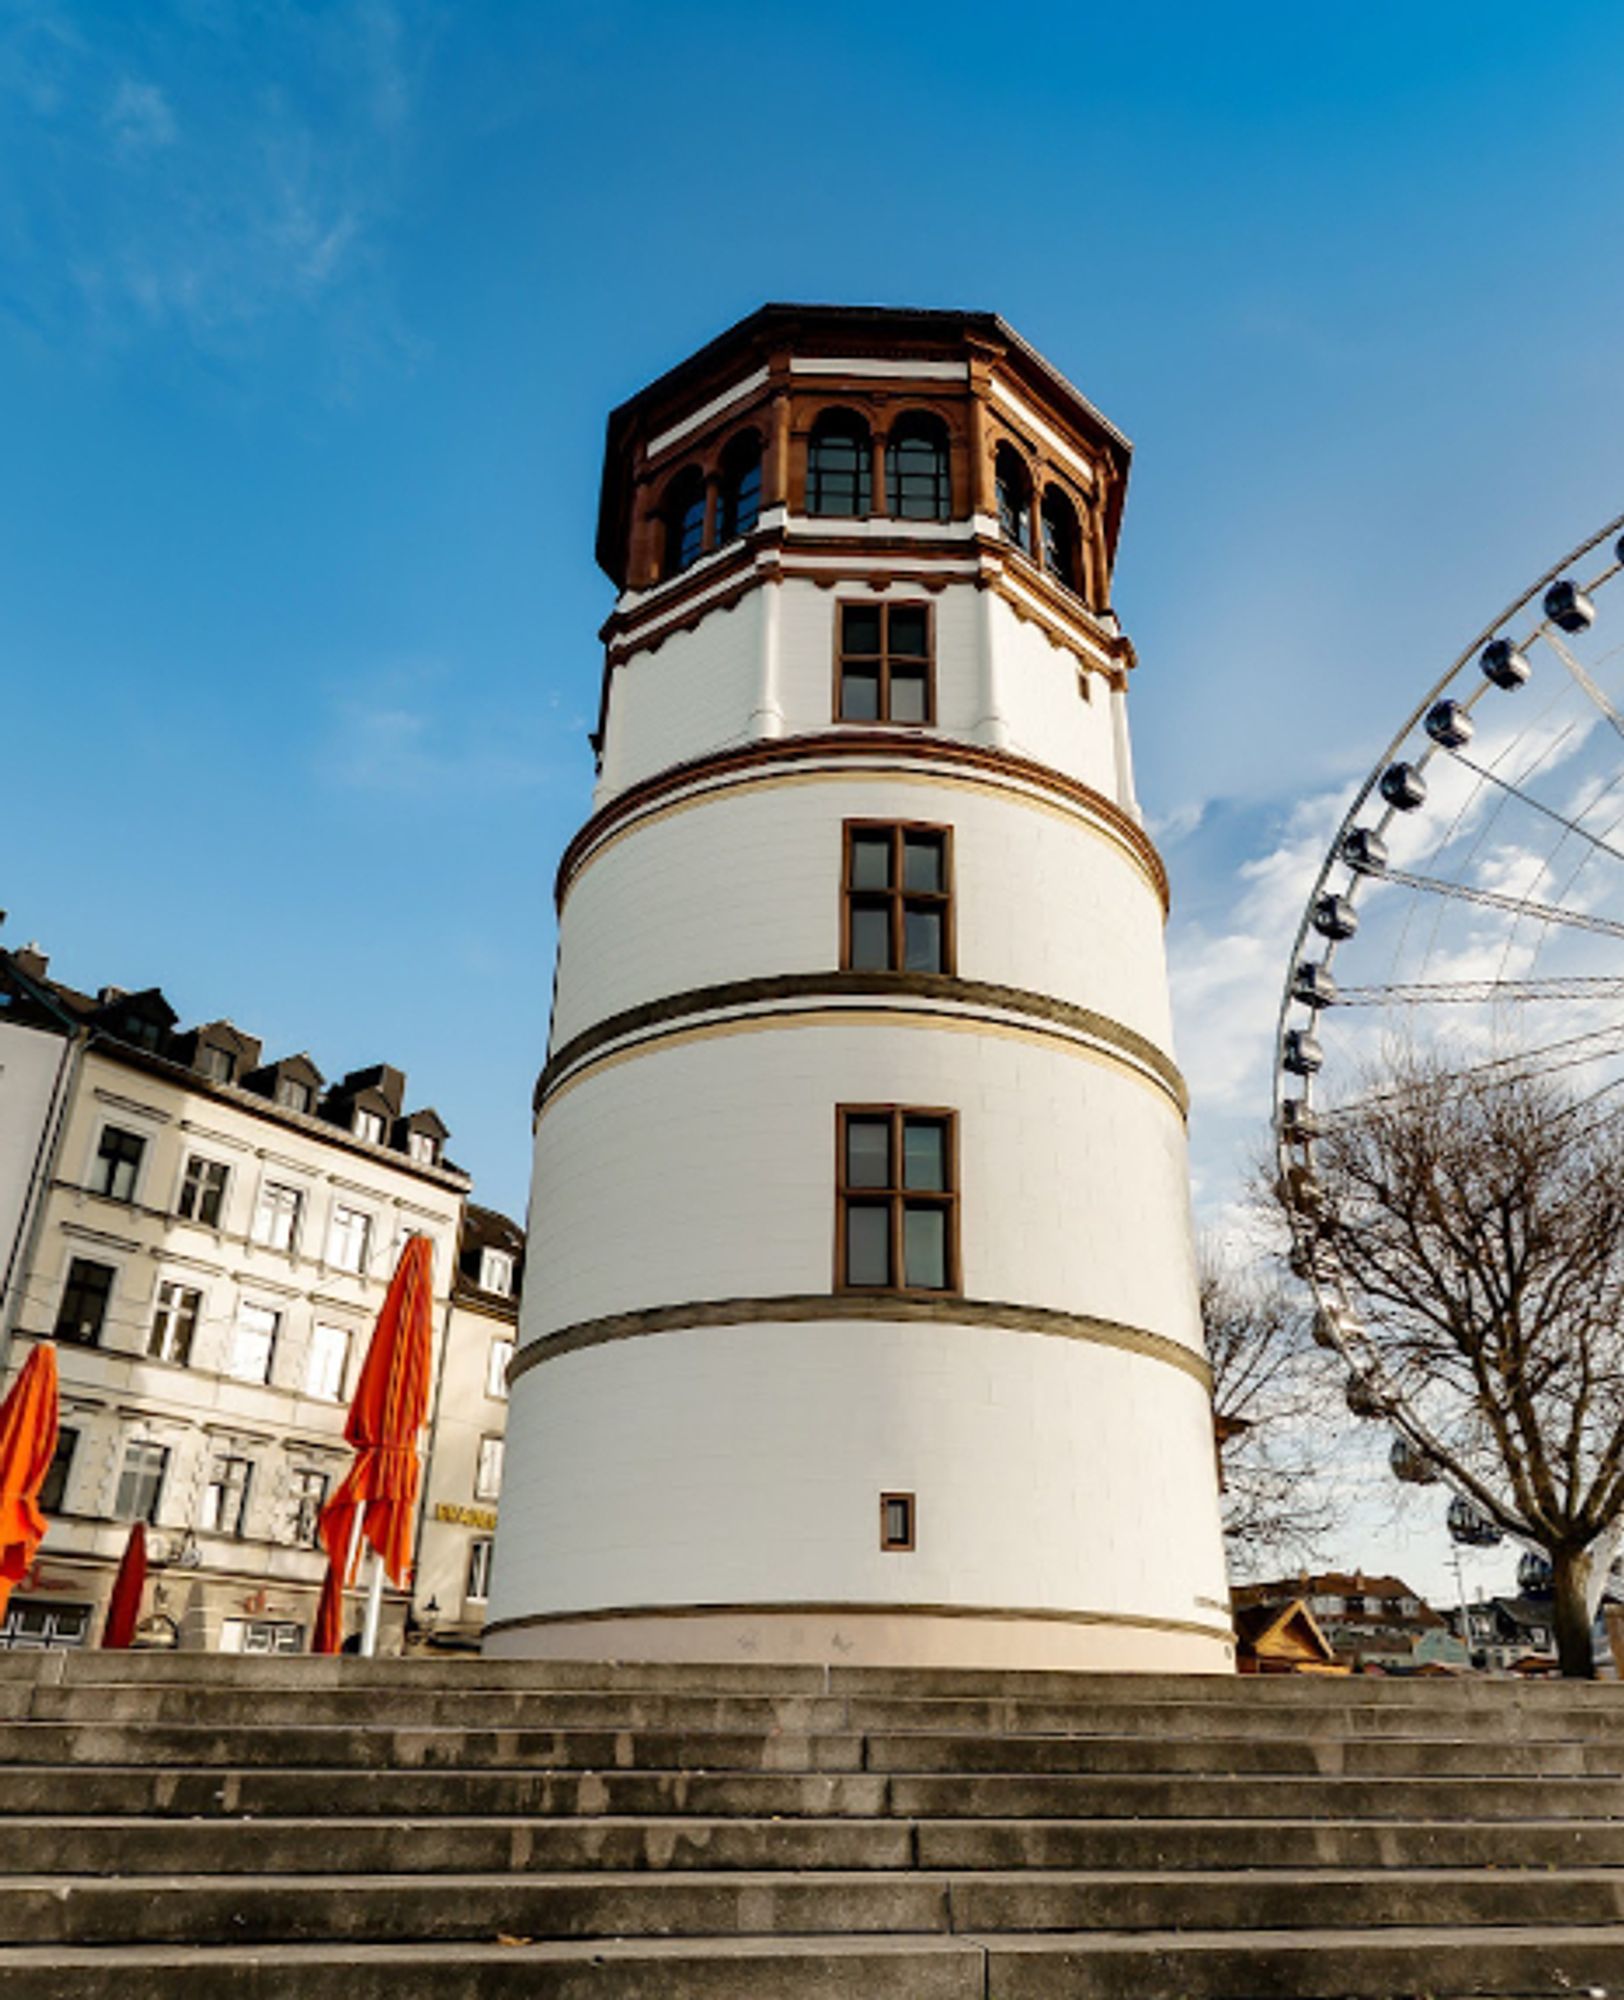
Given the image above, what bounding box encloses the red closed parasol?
[101,1521,147,1648]
[0,1341,60,1627]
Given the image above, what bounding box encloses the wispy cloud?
[315,667,585,800]
[0,2,427,379]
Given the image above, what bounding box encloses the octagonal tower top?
[595,303,1133,611]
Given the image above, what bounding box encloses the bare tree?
[1281,1047,1624,1676]
[1201,1247,1339,1572]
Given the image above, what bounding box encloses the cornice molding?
[558,731,1168,914]
[508,1292,1211,1389]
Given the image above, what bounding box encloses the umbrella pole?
[360,1547,386,1658]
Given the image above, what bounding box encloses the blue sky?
[6,2,1623,1593]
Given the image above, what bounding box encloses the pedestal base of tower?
[483,1603,1232,1670]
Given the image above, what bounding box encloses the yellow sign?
[434,1503,498,1530]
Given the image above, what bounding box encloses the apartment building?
[0,941,502,1653]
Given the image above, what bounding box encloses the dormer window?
[661,467,707,578]
[480,1248,515,1297]
[995,444,1032,550]
[276,1077,312,1114]
[353,1109,385,1145]
[716,432,762,544]
[807,410,871,517]
[886,413,951,521]
[1040,486,1083,596]
[198,1045,236,1085]
[408,1130,439,1166]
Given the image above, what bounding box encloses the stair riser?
[888,1774,1624,1819]
[22,1816,1624,1877]
[865,1734,1624,1777]
[8,1873,1624,1947]
[0,1726,867,1771]
[21,1683,1624,1741]
[0,1769,895,1819]
[0,1820,918,1876]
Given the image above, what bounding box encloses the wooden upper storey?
[595,304,1133,618]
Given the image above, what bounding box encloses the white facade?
[490,307,1231,1669]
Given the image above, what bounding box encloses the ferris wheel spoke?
[1379,863,1624,942]
[1448,750,1624,868]
[1333,975,1624,1007]
[1542,629,1624,751]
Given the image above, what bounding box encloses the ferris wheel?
[1273,512,1624,1547]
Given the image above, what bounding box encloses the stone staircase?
[1,1653,1622,1996]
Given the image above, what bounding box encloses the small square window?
[227,1302,279,1385]
[276,1076,313,1114]
[353,1109,385,1145]
[842,823,953,976]
[837,1107,958,1296]
[177,1155,229,1227]
[836,602,934,726]
[55,1260,116,1345]
[252,1181,304,1253]
[149,1281,201,1365]
[880,1492,915,1551]
[197,1044,236,1085]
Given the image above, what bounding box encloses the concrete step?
[0,1721,867,1772]
[0,1764,894,1820]
[7,1865,1624,1947]
[11,1650,1623,1710]
[887,1768,1624,1818]
[863,1728,1624,1776]
[9,1811,1624,1878]
[19,1678,1624,1742]
[0,1932,1616,2000]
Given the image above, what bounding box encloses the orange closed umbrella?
[0,1341,60,1627]
[101,1521,147,1649]
[316,1234,435,1654]
[311,1555,345,1656]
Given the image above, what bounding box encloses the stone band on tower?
[487,305,1231,1670]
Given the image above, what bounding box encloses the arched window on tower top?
[994,444,1032,551]
[716,432,763,546]
[1040,486,1082,597]
[806,409,872,518]
[885,412,951,522]
[661,467,707,579]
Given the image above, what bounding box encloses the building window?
[885,413,951,521]
[480,1248,515,1298]
[220,1617,303,1654]
[115,1441,168,1523]
[466,1538,494,1603]
[352,1109,385,1146]
[148,1282,201,1365]
[487,1337,514,1401]
[716,431,762,543]
[1040,486,1083,595]
[327,1205,371,1275]
[475,1435,504,1501]
[807,409,872,517]
[407,1130,439,1166]
[275,1076,313,1114]
[843,822,952,974]
[251,1181,304,1253]
[836,601,932,725]
[995,444,1032,550]
[305,1323,350,1402]
[836,1107,958,1294]
[54,1260,115,1345]
[176,1155,229,1227]
[290,1468,329,1547]
[39,1427,78,1515]
[226,1301,279,1385]
[880,1491,916,1551]
[201,1455,253,1538]
[93,1126,145,1202]
[0,1601,92,1650]
[197,1044,236,1085]
[661,466,707,578]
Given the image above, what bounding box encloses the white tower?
[487,307,1232,1670]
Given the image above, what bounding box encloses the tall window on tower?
[806,409,872,517]
[1040,486,1083,596]
[661,467,707,578]
[885,412,951,520]
[715,431,762,544]
[995,443,1032,550]
[836,602,932,724]
[837,1107,959,1294]
[842,822,953,973]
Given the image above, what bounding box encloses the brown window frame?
[833,599,935,727]
[880,1491,916,1551]
[841,820,955,975]
[835,1105,960,1297]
